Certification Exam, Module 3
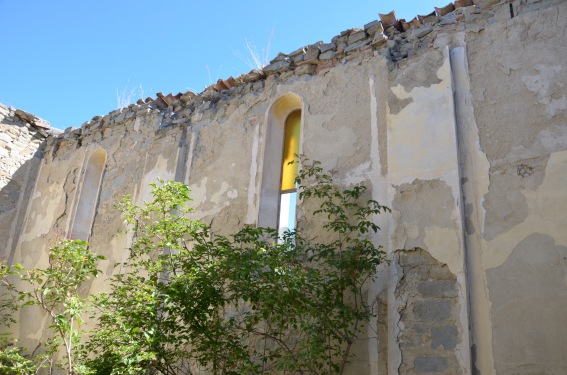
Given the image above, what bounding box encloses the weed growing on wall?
[116,81,147,109]
[233,28,275,70]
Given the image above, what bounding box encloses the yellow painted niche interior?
[281,110,301,191]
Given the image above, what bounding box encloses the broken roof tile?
[379,10,397,28]
[435,3,456,16]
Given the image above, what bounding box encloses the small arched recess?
[70,149,107,241]
[258,93,303,233]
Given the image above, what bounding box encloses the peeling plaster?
[188,177,232,220]
[343,161,371,185]
[423,227,463,275]
[390,51,444,92]
[537,125,567,152]
[497,124,567,167]
[387,49,460,188]
[303,113,352,172]
[484,150,567,269]
[387,95,413,116]
[391,178,464,274]
[297,62,373,177]
[386,50,471,375]
[392,178,458,254]
[21,187,63,242]
[469,3,567,164]
[482,172,530,241]
[138,153,177,204]
[189,177,209,206]
[210,181,238,204]
[487,233,567,374]
[521,64,567,118]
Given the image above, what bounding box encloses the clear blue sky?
[0,0,441,130]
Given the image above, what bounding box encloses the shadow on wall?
[0,143,46,265]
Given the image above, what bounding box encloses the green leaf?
[12,263,24,271]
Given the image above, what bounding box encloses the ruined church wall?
[2,0,567,374]
[9,48,471,374]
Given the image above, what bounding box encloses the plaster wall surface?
[1,0,566,374]
[462,2,567,374]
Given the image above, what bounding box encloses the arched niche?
[71,149,106,240]
[258,93,303,230]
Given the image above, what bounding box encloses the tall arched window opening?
[71,149,106,241]
[258,94,303,234]
[278,110,301,237]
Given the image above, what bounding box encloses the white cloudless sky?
[0,0,442,129]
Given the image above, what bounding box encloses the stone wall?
[396,249,463,375]
[0,104,53,261]
[1,0,567,374]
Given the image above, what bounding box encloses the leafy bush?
[0,158,390,375]
[0,338,38,375]
[86,157,389,375]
